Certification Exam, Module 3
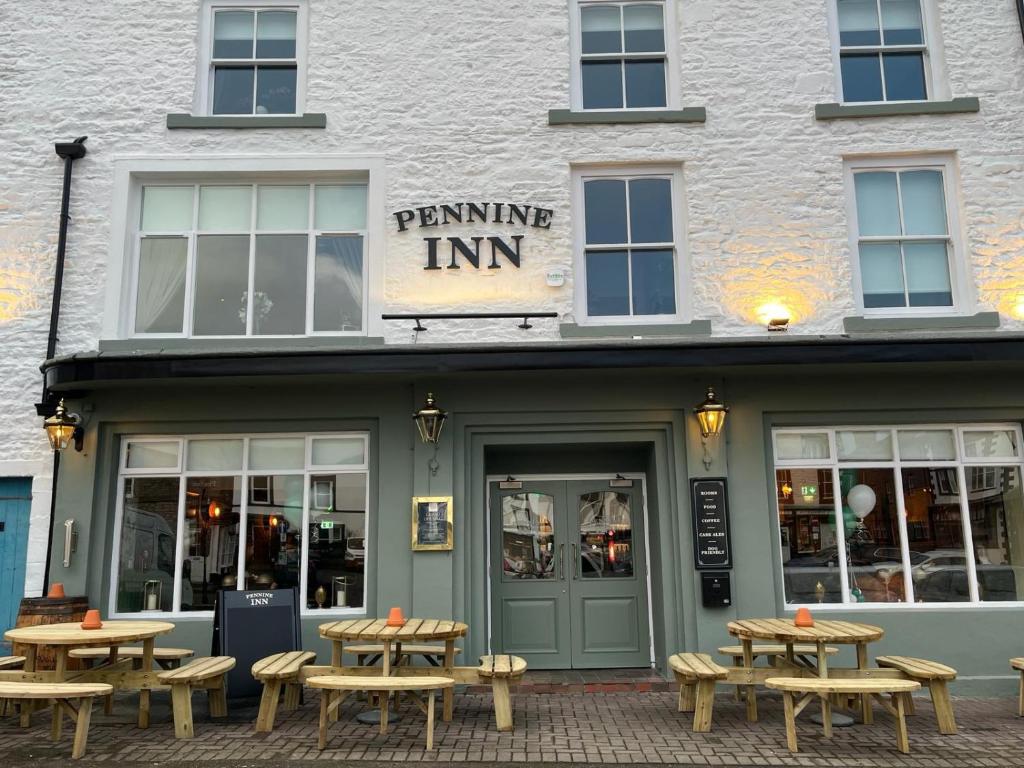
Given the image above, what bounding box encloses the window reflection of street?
[502,493,555,580]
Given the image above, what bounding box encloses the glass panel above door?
[577,491,634,578]
[501,493,555,580]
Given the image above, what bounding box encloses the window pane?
[183,476,240,611]
[141,187,194,231]
[624,59,666,108]
[581,4,621,53]
[135,237,187,334]
[963,430,1020,459]
[854,172,900,235]
[882,52,926,101]
[244,475,303,590]
[898,429,956,461]
[840,53,883,102]
[881,0,923,45]
[859,242,906,308]
[255,66,297,114]
[837,430,894,461]
[249,437,305,470]
[213,10,254,58]
[311,437,366,467]
[630,249,676,315]
[116,477,180,613]
[778,468,843,604]
[623,4,664,52]
[186,439,244,471]
[899,170,946,236]
[902,467,969,602]
[308,473,367,609]
[584,179,627,244]
[776,433,830,460]
[628,178,673,243]
[314,235,363,332]
[837,0,881,45]
[257,186,308,230]
[582,60,624,109]
[253,235,308,334]
[126,441,180,470]
[967,466,1024,601]
[841,468,906,603]
[502,492,556,580]
[193,235,249,335]
[578,491,634,578]
[585,250,629,316]
[315,185,368,231]
[904,241,952,307]
[199,186,252,231]
[212,66,255,115]
[255,10,296,58]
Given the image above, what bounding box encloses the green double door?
[490,479,651,669]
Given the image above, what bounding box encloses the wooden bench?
[70,646,194,670]
[477,654,527,732]
[345,643,462,667]
[0,656,25,670]
[668,653,729,732]
[1011,658,1024,717]
[157,656,235,739]
[308,675,454,751]
[876,655,957,734]
[252,651,317,732]
[766,677,920,754]
[0,681,112,759]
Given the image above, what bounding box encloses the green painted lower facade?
[46,361,1024,694]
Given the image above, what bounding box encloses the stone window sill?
[560,320,712,339]
[166,113,327,129]
[843,312,999,333]
[98,336,384,353]
[548,108,706,126]
[815,97,979,120]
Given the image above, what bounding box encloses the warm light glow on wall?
[755,302,792,326]
[719,263,828,327]
[0,267,38,323]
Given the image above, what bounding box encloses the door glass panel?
[578,491,634,578]
[501,493,555,580]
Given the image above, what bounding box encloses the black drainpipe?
[38,136,87,597]
[1019,0,1024,45]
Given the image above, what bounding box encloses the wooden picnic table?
[3,620,175,729]
[319,618,468,720]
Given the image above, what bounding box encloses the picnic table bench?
[252,651,317,732]
[158,656,235,739]
[0,681,112,759]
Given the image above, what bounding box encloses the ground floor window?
[112,433,369,617]
[773,425,1024,606]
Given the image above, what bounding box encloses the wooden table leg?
[741,638,757,722]
[139,639,155,728]
[52,647,69,740]
[104,647,118,714]
[331,640,343,668]
[442,638,455,722]
[855,642,873,724]
[20,645,38,728]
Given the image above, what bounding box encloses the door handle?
[571,543,578,580]
[559,543,565,580]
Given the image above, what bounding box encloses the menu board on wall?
[691,478,732,569]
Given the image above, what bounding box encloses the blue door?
[0,479,32,633]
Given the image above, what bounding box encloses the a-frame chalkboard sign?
[212,587,302,698]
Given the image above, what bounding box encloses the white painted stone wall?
[1,1,1023,592]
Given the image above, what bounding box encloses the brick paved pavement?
[2,689,1023,767]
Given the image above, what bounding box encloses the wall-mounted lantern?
[413,392,447,445]
[43,399,83,452]
[693,387,729,470]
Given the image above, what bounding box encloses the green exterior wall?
[47,362,1024,694]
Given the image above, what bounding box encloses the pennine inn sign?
[392,202,554,271]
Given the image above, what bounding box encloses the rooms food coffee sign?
[392,202,554,270]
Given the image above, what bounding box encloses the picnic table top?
[727,618,884,644]
[5,620,175,647]
[319,618,468,643]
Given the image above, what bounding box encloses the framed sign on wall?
[411,496,454,551]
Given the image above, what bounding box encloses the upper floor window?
[199,2,307,116]
[571,1,678,110]
[846,156,964,314]
[134,182,367,337]
[574,167,687,322]
[834,0,933,102]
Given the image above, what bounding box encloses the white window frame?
[772,423,1024,610]
[103,155,387,341]
[843,154,971,317]
[825,0,950,104]
[195,0,309,117]
[109,432,370,619]
[568,0,681,111]
[571,164,691,325]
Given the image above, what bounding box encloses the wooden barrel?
[13,596,89,670]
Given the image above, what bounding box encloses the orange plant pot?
[793,607,814,627]
[81,609,103,630]
[386,606,406,627]
[47,583,65,599]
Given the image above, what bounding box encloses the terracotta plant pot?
[794,607,814,627]
[47,583,65,599]
[386,606,406,627]
[81,609,103,630]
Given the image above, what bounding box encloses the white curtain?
[135,238,187,334]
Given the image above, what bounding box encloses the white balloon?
[847,484,876,520]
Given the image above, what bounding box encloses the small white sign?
[546,269,566,287]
